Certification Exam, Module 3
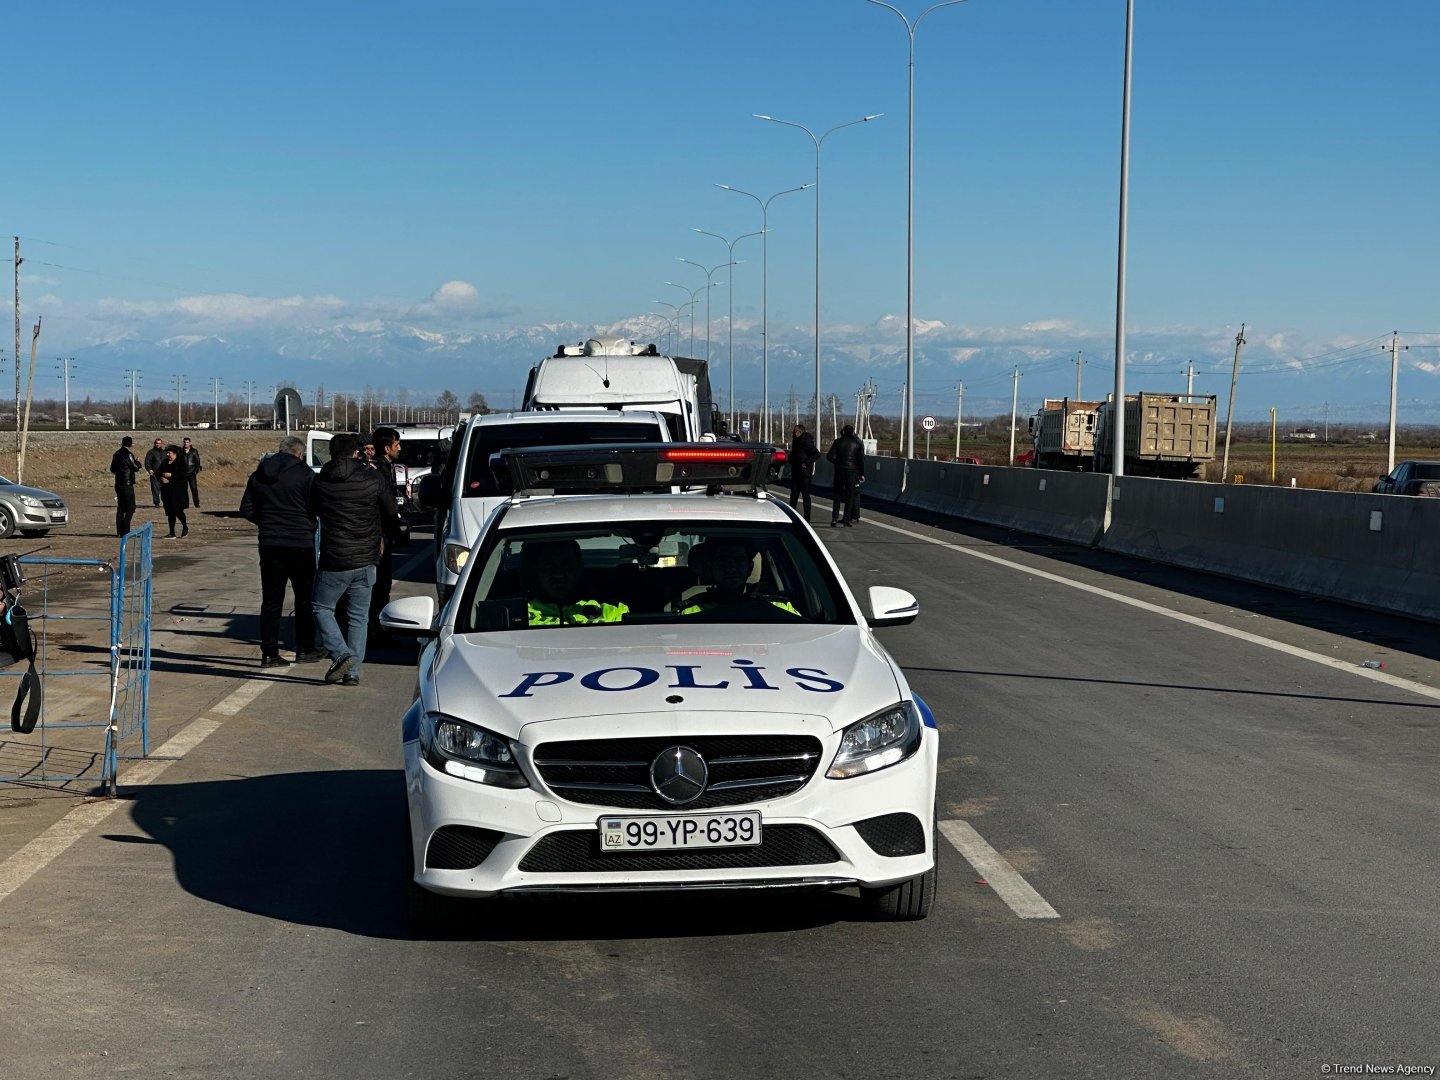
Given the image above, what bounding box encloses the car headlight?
[826,701,923,779]
[19,495,44,508]
[422,713,528,788]
[443,543,470,576]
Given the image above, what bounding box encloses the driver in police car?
[680,538,800,617]
[525,540,629,627]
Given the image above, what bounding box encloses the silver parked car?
[0,476,69,538]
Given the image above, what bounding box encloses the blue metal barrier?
[0,522,153,795]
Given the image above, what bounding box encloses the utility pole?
[1221,323,1246,484]
[1185,362,1195,398]
[211,377,222,429]
[243,380,255,427]
[128,370,141,431]
[174,374,185,430]
[1323,401,1329,443]
[1075,351,1083,400]
[1384,331,1407,474]
[57,357,73,430]
[14,237,22,465]
[955,382,964,460]
[1008,366,1021,464]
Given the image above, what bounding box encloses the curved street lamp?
[717,182,810,443]
[755,111,882,438]
[652,299,683,354]
[677,259,732,368]
[664,280,716,356]
[693,227,764,433]
[865,0,973,460]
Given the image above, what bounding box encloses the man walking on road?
[825,424,866,528]
[308,433,398,686]
[368,426,405,637]
[240,435,325,669]
[143,437,166,507]
[109,435,141,536]
[182,436,203,507]
[788,422,819,522]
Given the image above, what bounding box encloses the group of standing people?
[239,429,402,687]
[109,435,204,538]
[787,422,867,528]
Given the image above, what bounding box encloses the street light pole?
[664,282,708,356]
[1111,0,1134,482]
[866,0,971,460]
[693,227,763,434]
[677,259,732,368]
[717,182,810,444]
[755,112,882,438]
[211,376,222,429]
[651,299,683,354]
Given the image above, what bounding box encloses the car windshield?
[462,420,665,497]
[455,520,851,631]
[397,439,446,470]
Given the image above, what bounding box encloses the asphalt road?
[0,504,1436,1079]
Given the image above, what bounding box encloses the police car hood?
[433,623,903,736]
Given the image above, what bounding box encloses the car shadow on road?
[123,769,857,940]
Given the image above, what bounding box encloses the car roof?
[469,409,665,428]
[494,492,794,529]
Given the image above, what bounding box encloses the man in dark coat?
[182,437,203,507]
[240,435,324,669]
[825,424,866,528]
[109,436,142,536]
[142,437,166,507]
[308,433,399,686]
[787,423,819,522]
[368,426,406,635]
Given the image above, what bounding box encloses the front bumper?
[403,725,938,899]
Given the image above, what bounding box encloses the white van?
[522,336,718,442]
[427,409,672,602]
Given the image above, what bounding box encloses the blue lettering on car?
[580,667,661,692]
[500,666,847,698]
[784,667,845,693]
[499,671,576,698]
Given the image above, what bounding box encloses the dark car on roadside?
[1373,460,1440,497]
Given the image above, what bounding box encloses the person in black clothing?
[788,423,819,522]
[309,433,399,686]
[109,436,142,536]
[143,438,166,507]
[240,435,325,669]
[825,424,866,527]
[182,437,203,507]
[368,426,405,636]
[156,445,190,538]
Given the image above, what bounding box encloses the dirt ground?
[0,430,284,565]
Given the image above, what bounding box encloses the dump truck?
[1028,398,1101,470]
[1091,392,1217,479]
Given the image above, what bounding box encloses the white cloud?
[430,280,479,309]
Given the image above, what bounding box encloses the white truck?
[522,336,719,442]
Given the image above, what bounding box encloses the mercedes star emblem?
[650,745,708,806]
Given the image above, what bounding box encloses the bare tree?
[467,391,490,415]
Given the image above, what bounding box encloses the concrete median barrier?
[1101,479,1440,621]
[901,462,1110,547]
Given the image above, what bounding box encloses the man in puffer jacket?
[308,433,399,686]
[240,435,325,668]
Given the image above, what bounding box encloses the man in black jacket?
[308,433,399,686]
[825,424,866,527]
[143,437,166,507]
[109,436,141,536]
[788,423,819,522]
[368,426,405,635]
[182,437,203,507]
[240,435,324,669]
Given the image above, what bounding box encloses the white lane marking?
[939,819,1060,919]
[0,719,223,906]
[211,678,272,716]
[869,518,1440,704]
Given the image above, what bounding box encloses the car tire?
[860,860,937,922]
[0,506,14,539]
[18,529,48,539]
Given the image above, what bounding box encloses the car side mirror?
[416,473,448,511]
[380,595,437,637]
[867,586,918,628]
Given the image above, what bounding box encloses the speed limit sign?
[921,415,937,431]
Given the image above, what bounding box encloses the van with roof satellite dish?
[521,336,721,442]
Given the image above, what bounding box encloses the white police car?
[381,444,937,932]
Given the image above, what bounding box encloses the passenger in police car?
[679,538,800,618]
[525,540,629,626]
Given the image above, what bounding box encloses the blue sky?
[6,1,1439,421]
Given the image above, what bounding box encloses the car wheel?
[0,506,14,540]
[860,861,937,922]
[18,529,48,539]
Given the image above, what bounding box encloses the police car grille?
[517,825,839,873]
[853,813,927,857]
[425,825,503,870]
[532,735,824,810]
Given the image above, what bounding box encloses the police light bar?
[490,443,782,496]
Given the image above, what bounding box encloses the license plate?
[599,811,762,852]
